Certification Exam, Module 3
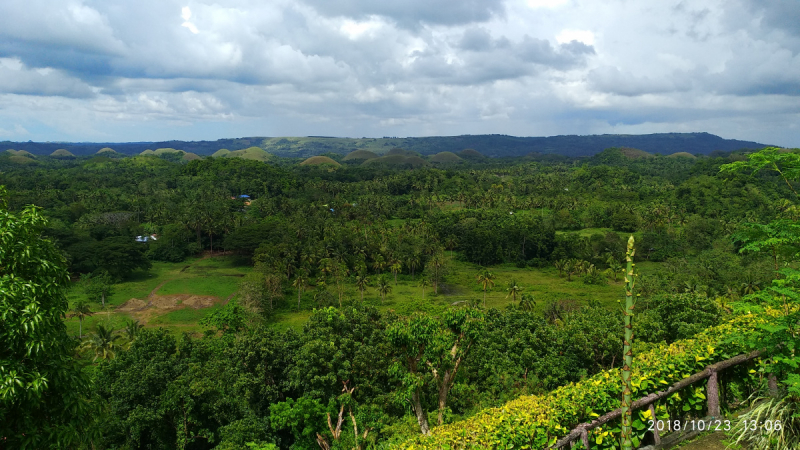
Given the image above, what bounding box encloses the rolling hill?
[0,132,769,158]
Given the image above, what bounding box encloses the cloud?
[0,0,795,147]
[299,0,505,27]
[0,58,95,98]
[0,124,29,137]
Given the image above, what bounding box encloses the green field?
[64,255,248,337]
[65,252,654,337]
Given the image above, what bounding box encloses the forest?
[1,144,799,449]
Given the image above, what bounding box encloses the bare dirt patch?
[147,294,219,310]
[115,294,222,324]
[117,298,148,311]
[182,296,217,309]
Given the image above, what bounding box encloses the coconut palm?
[390,260,402,285]
[554,259,567,277]
[377,275,392,303]
[122,319,143,343]
[81,325,121,361]
[519,293,536,311]
[292,272,309,309]
[418,277,430,300]
[68,301,94,339]
[741,277,762,296]
[505,279,523,302]
[355,275,370,302]
[475,270,496,308]
[444,235,459,258]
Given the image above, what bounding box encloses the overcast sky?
[0,0,798,146]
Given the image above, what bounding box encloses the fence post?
[707,370,720,417]
[648,404,660,444]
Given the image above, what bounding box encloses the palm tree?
[505,279,523,302]
[292,273,309,309]
[390,261,402,285]
[554,259,566,277]
[565,259,582,281]
[607,259,624,282]
[122,319,143,343]
[372,255,387,273]
[475,270,495,308]
[444,235,459,258]
[81,325,120,361]
[418,277,430,300]
[355,275,370,302]
[519,293,536,311]
[406,255,420,280]
[377,275,392,303]
[741,277,762,295]
[68,301,94,339]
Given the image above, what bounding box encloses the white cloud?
[526,0,569,9]
[0,0,795,146]
[555,29,594,45]
[181,6,199,33]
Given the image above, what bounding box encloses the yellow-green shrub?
[402,313,766,449]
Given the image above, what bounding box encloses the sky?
[0,0,798,147]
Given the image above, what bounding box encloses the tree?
[81,324,121,361]
[68,301,94,339]
[355,275,370,302]
[425,252,447,294]
[0,192,94,447]
[505,279,522,302]
[390,260,402,285]
[293,272,309,309]
[377,275,392,303]
[122,319,143,343]
[81,270,115,308]
[519,293,536,311]
[387,308,485,434]
[418,277,430,300]
[475,269,495,308]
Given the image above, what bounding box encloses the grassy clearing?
[64,250,661,336]
[64,255,250,337]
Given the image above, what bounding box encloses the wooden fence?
[549,350,762,449]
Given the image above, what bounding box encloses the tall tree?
[81,270,115,308]
[355,275,370,302]
[505,279,523,302]
[68,301,94,339]
[293,272,309,309]
[0,189,94,447]
[377,275,392,303]
[387,308,485,434]
[390,260,402,286]
[475,269,495,308]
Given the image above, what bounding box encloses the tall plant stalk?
[621,236,636,450]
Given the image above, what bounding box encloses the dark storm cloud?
[300,0,505,27]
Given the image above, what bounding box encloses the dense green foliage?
[0,188,94,448]
[1,144,798,448]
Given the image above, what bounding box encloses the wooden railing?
[549,350,762,449]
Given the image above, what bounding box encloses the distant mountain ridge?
[1,132,769,158]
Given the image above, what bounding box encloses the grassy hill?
[0,133,768,158]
